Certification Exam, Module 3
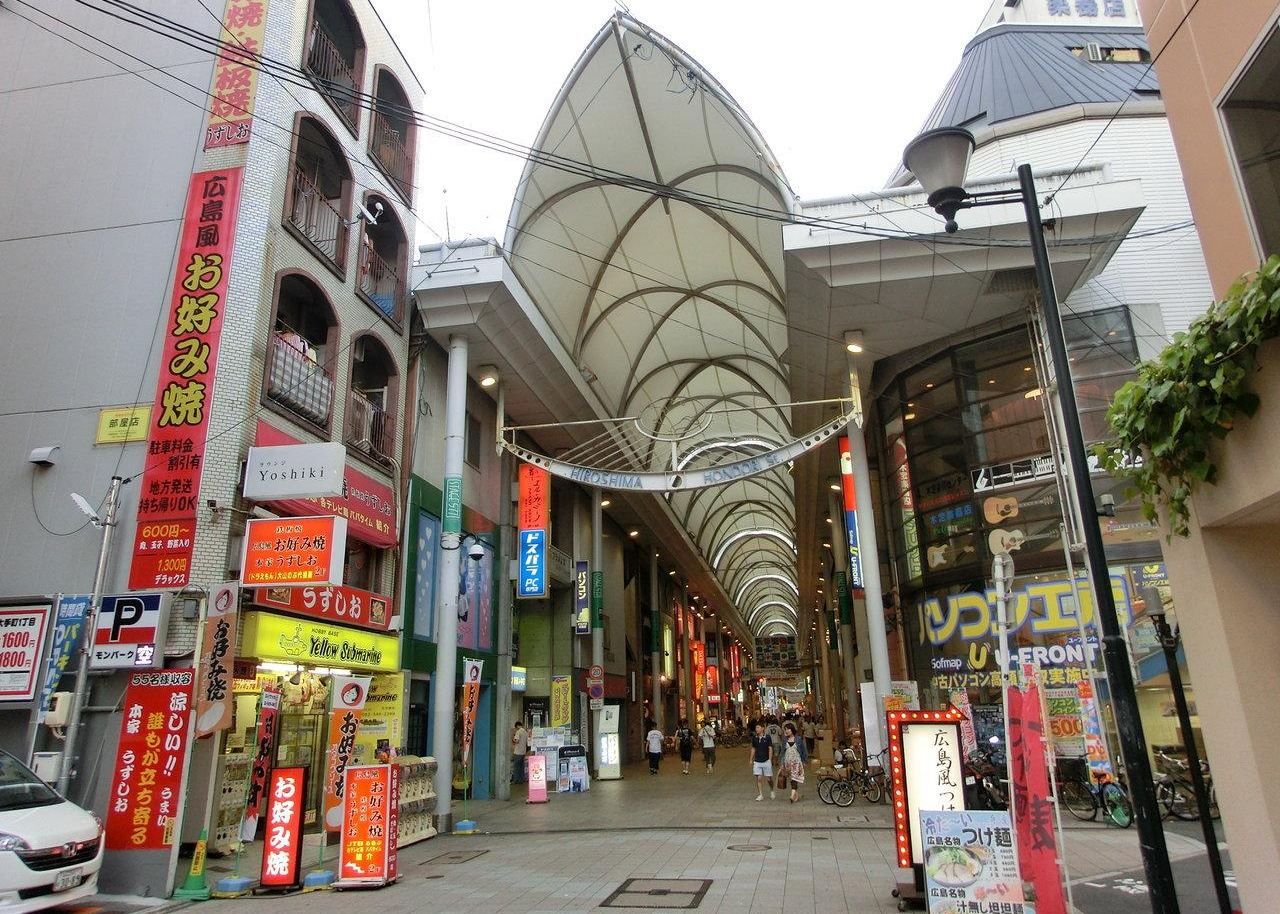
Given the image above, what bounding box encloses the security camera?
[357,200,383,226]
[467,541,485,562]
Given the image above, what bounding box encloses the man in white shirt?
[645,722,664,774]
[511,721,529,783]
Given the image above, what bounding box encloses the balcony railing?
[370,111,411,197]
[306,25,360,127]
[358,242,403,323]
[288,168,343,266]
[267,333,333,427]
[345,389,395,465]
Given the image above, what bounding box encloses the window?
[1223,27,1280,258]
[345,540,379,591]
[286,117,352,271]
[369,68,415,200]
[1070,45,1150,63]
[346,335,397,466]
[304,0,365,132]
[266,273,336,429]
[357,194,407,326]
[465,411,482,468]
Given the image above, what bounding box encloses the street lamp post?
[903,127,1180,914]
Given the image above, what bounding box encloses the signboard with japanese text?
[706,664,720,704]
[1007,680,1068,914]
[323,675,371,831]
[240,611,399,672]
[105,670,196,850]
[885,680,921,711]
[591,569,604,630]
[1076,680,1115,783]
[240,515,347,587]
[254,423,397,547]
[920,809,1027,914]
[92,593,167,669]
[949,689,979,759]
[243,441,346,500]
[692,640,705,703]
[204,0,269,148]
[95,405,151,445]
[353,671,406,764]
[526,753,548,803]
[517,463,550,598]
[240,686,280,841]
[573,561,590,634]
[837,435,865,592]
[886,708,966,868]
[0,605,50,701]
[38,595,88,721]
[1045,687,1086,758]
[461,658,483,766]
[259,766,305,889]
[890,433,924,580]
[195,581,239,737]
[550,675,571,728]
[336,765,399,887]
[254,584,392,631]
[129,168,243,590]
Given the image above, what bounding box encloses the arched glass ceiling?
[507,13,797,640]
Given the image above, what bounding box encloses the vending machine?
[596,705,622,780]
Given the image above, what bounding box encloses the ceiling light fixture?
[843,330,865,354]
[476,365,499,388]
[628,529,639,537]
[600,498,611,508]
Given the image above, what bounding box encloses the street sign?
[589,697,604,711]
[92,593,168,668]
[589,664,603,680]
[588,680,604,700]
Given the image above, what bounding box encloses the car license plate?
[53,868,82,892]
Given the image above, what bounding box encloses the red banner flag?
[1008,679,1068,914]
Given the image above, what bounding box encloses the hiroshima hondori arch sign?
[502,407,857,492]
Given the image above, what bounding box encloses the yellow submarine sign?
[241,610,400,672]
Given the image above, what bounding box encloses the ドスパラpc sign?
[195,581,239,737]
[0,605,50,702]
[105,670,196,850]
[243,441,346,500]
[240,515,347,586]
[92,593,168,669]
[517,463,549,599]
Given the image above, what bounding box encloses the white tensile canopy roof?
[505,14,801,639]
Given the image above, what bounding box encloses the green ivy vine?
[1096,255,1280,538]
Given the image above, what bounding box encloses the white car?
[0,751,102,914]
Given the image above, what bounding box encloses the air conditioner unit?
[1086,42,1105,62]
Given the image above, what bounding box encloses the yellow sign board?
[240,610,400,672]
[355,671,406,763]
[95,405,151,445]
[550,675,572,728]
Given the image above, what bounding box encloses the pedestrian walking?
[765,716,785,790]
[699,719,717,773]
[782,721,808,802]
[675,718,695,774]
[645,721,664,774]
[511,720,528,783]
[803,716,817,759]
[750,722,775,800]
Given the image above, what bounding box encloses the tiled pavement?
[180,748,1209,913]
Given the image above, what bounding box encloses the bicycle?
[820,749,887,806]
[1154,751,1218,821]
[1057,758,1133,828]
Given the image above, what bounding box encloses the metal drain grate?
[600,879,712,909]
[726,844,770,852]
[423,849,489,865]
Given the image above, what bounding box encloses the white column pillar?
[430,334,468,829]
[591,489,604,669]
[493,386,514,801]
[827,491,861,739]
[649,548,663,730]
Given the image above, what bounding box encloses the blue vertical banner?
[519,530,547,598]
[37,594,89,722]
[517,464,550,599]
[573,561,590,634]
[838,435,865,594]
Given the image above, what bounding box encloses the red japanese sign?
[254,422,397,546]
[259,766,306,889]
[205,0,268,148]
[240,686,281,842]
[518,463,550,531]
[1008,680,1068,914]
[129,168,243,590]
[323,676,370,831]
[706,663,720,704]
[240,515,347,586]
[105,670,196,850]
[336,764,399,886]
[253,584,392,632]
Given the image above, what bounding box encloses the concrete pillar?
[591,489,603,669]
[827,491,860,739]
[430,334,468,828]
[845,417,892,709]
[493,386,514,800]
[649,548,663,730]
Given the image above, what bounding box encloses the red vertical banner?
[1008,679,1068,914]
[259,767,306,889]
[129,167,244,589]
[105,671,196,850]
[336,764,399,886]
[240,686,281,841]
[323,676,371,831]
[460,658,483,765]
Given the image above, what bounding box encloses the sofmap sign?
[240,610,400,672]
[243,442,346,500]
[92,593,168,669]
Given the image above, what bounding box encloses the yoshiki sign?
[243,442,346,500]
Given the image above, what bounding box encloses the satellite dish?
[70,492,100,524]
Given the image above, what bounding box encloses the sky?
[374,0,996,248]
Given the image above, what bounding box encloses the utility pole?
[58,475,123,796]
[493,385,515,801]
[649,549,662,730]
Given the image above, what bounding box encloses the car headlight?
[89,811,104,834]
[0,833,29,851]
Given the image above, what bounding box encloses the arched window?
[267,272,339,429]
[357,192,407,325]
[286,115,353,270]
[304,0,365,131]
[369,67,415,199]
[345,334,398,466]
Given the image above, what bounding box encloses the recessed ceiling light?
[600,498,611,508]
[476,364,499,388]
[904,412,916,421]
[925,382,935,389]
[988,379,996,385]
[629,529,640,537]
[1023,366,1032,373]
